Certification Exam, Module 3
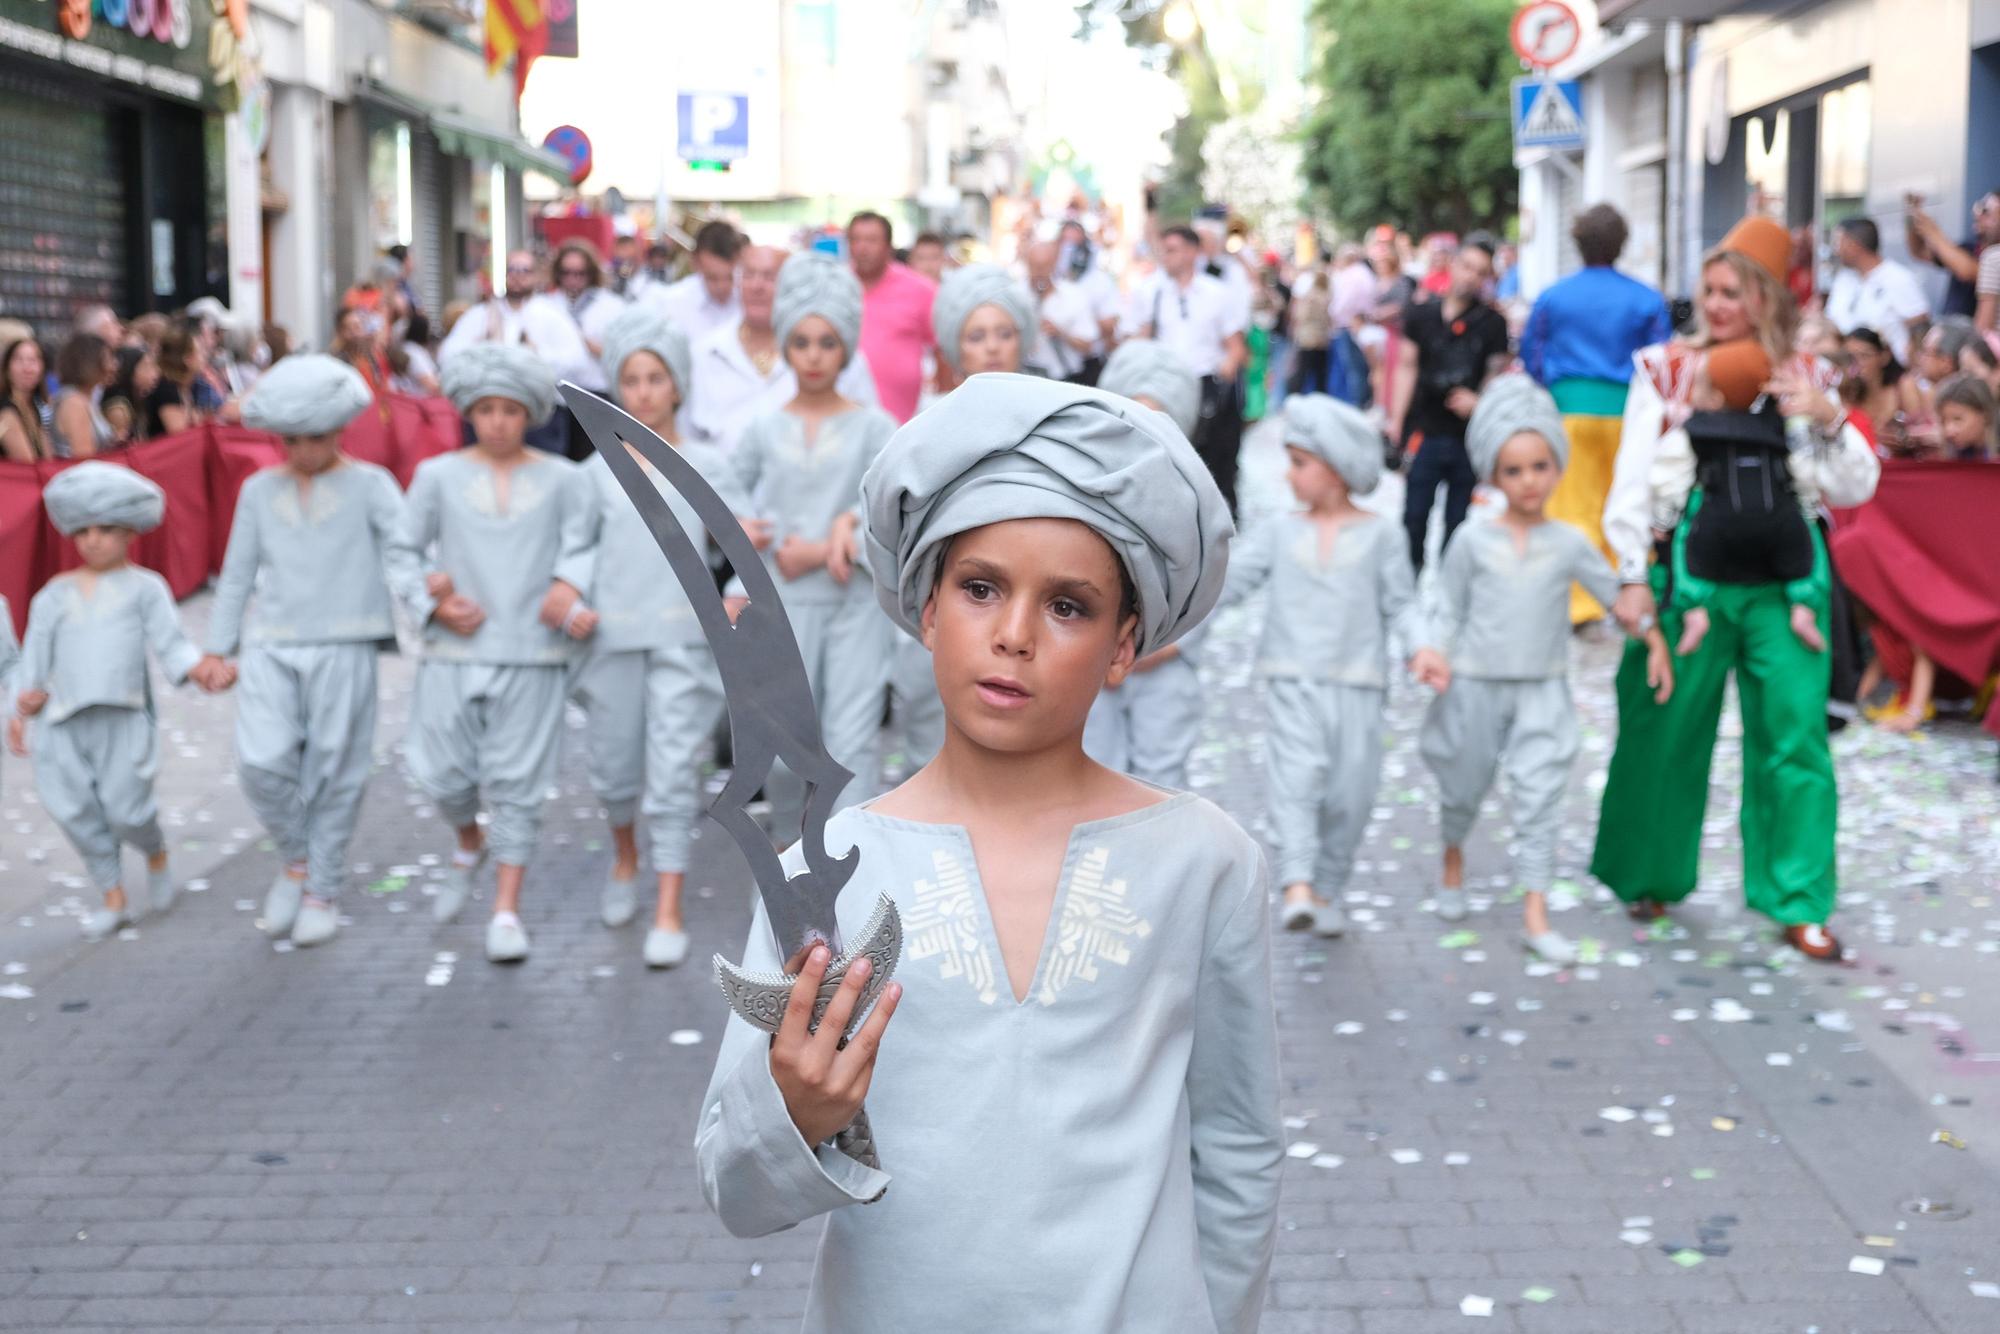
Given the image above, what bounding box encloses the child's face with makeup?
[920,518,1138,754]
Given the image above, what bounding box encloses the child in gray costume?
[1222,394,1447,937]
[1421,375,1673,964]
[200,354,418,948]
[393,343,584,965]
[10,464,221,938]
[732,253,896,834]
[1085,338,1217,789]
[551,305,752,968]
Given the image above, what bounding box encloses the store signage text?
[0,0,204,101]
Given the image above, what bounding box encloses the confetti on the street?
[668,1030,704,1046]
[1848,1256,1886,1276]
[1458,1294,1493,1317]
[1389,1149,1423,1165]
[1599,1106,1636,1123]
[1520,1286,1556,1304]
[1285,1141,1319,1160]
[0,983,32,1000]
[1670,1250,1705,1268]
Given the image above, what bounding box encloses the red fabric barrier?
[205,427,288,569]
[385,394,465,486]
[5,391,461,626]
[124,433,215,599]
[0,462,45,639]
[339,397,398,473]
[1829,459,2000,738]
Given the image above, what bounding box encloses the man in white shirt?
[685,245,878,452]
[1059,220,1124,355]
[1020,240,1103,382]
[642,220,744,349]
[1126,224,1249,511]
[437,248,592,453]
[1824,217,1931,363]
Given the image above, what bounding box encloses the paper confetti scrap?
[1848,1256,1886,1276]
[668,1029,704,1046]
[1670,1249,1705,1268]
[1285,1142,1320,1160]
[1520,1286,1556,1304]
[1458,1295,1494,1317]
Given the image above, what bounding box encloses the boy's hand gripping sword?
[562,386,901,1172]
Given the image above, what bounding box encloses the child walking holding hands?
[697,375,1281,1333]
[197,355,417,947]
[1423,376,1673,963]
[10,464,226,938]
[393,344,583,963]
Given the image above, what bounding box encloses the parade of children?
[9,202,2000,1330]
[7,219,1954,987]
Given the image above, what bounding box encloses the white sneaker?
[80,906,126,941]
[263,873,305,938]
[1313,903,1348,938]
[1434,888,1469,923]
[600,873,638,929]
[485,914,530,963]
[1281,899,1318,932]
[434,849,486,924]
[1521,929,1579,966]
[147,861,177,916]
[290,898,339,948]
[643,927,690,969]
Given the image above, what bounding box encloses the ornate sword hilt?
[714,893,904,1172]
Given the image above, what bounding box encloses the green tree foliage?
[1074,1,1226,221]
[1304,0,1519,235]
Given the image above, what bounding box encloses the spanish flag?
[485,0,548,97]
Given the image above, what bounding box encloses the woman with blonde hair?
[1592,216,1881,960]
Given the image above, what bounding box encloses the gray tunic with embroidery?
[1219,511,1430,684]
[17,568,200,723]
[695,795,1283,1334]
[1430,515,1618,680]
[390,449,584,666]
[553,444,749,653]
[206,461,419,654]
[731,405,896,607]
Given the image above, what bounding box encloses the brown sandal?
[1784,923,1842,960]
[1626,900,1667,921]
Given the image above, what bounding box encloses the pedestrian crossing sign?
[1511,77,1585,152]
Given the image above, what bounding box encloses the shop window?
[1745,112,1789,223]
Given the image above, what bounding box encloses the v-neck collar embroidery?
[855,791,1189,1008]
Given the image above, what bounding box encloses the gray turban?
[1097,340,1199,437]
[860,372,1234,660]
[1466,373,1568,481]
[932,264,1035,373]
[773,253,863,366]
[1281,394,1383,496]
[441,342,558,426]
[599,305,692,405]
[240,354,373,437]
[44,461,166,536]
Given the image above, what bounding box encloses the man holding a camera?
[1388,232,1511,571]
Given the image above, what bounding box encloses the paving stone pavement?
[1,420,1997,1333]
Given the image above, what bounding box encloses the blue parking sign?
[1511,78,1585,152]
[677,93,750,163]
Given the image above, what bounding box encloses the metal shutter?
[0,62,128,338]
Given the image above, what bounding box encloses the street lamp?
[1162,0,1198,46]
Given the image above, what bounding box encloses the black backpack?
[1681,405,1815,586]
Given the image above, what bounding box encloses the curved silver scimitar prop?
[561,384,900,1174]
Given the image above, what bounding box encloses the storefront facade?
[0,0,230,336]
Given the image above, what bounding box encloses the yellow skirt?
[1546,412,1623,623]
